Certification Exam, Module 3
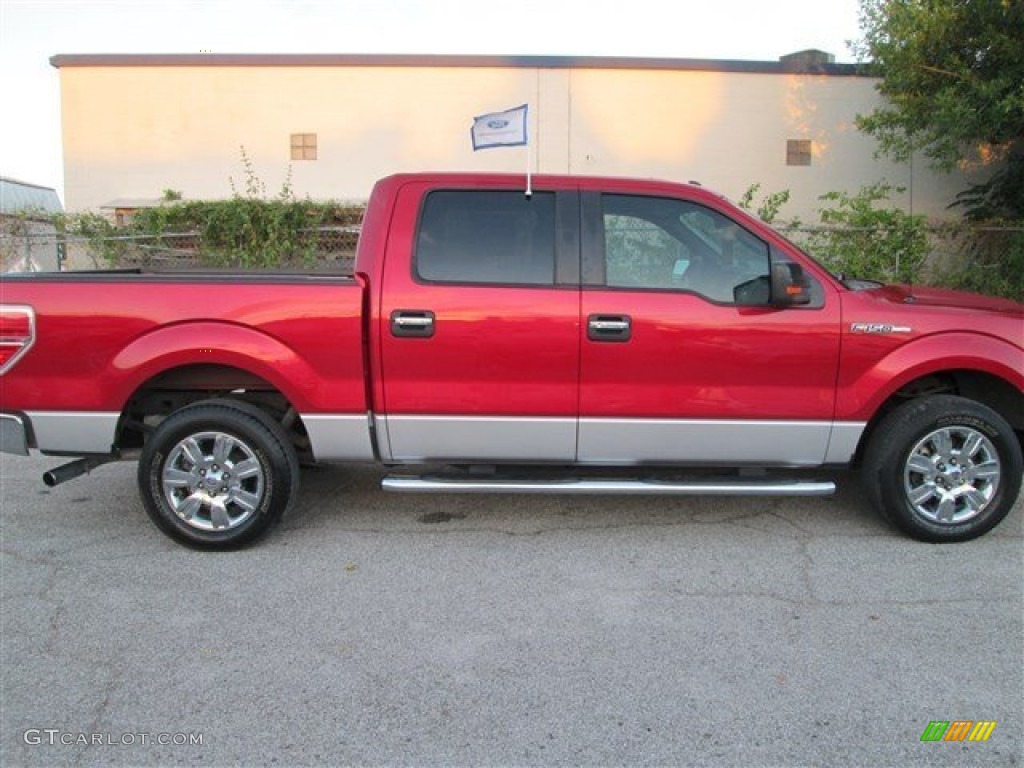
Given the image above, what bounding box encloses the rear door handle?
[391,310,435,338]
[587,314,632,342]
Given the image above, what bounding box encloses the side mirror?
[733,275,771,306]
[770,262,812,307]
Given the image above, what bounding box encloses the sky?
[0,0,864,202]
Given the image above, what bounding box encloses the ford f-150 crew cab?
[1,173,1022,548]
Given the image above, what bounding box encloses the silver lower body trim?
[15,411,377,461]
[24,411,119,454]
[302,414,376,461]
[0,413,30,455]
[381,415,867,467]
[381,415,576,463]
[383,474,836,496]
[577,418,837,466]
[824,421,868,464]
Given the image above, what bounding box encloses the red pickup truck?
[2,173,1022,548]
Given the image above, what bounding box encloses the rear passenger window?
[416,191,556,285]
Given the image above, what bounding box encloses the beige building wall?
[57,57,988,220]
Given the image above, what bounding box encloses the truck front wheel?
[138,400,300,548]
[863,395,1022,542]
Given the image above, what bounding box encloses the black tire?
[138,399,300,549]
[863,395,1022,542]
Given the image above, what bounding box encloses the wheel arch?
[109,320,321,410]
[853,367,1024,465]
[105,321,325,457]
[114,362,312,461]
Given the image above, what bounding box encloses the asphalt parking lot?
[1,453,1021,767]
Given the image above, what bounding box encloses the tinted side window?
[416,191,556,285]
[603,194,770,303]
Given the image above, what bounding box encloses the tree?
[853,0,1024,218]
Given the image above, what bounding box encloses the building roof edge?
[49,52,867,76]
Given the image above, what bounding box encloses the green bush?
[54,211,125,267]
[805,183,928,285]
[734,182,1022,296]
[130,198,332,268]
[57,150,364,270]
[933,223,1024,301]
[738,182,930,285]
[737,183,794,226]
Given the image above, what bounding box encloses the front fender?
[836,332,1024,421]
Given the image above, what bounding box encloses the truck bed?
[0,270,368,455]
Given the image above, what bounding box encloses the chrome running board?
[381,475,835,496]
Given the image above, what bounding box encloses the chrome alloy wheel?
[161,431,265,531]
[903,425,1001,525]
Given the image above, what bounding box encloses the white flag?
[471,104,529,150]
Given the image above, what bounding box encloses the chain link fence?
[0,225,362,273]
[781,223,1023,296]
[2,218,1022,299]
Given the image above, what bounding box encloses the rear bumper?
[0,413,29,456]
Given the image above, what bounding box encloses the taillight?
[0,305,35,374]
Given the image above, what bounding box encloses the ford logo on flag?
[471,104,528,151]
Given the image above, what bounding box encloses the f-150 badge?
[849,322,913,334]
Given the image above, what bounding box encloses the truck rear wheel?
[863,395,1022,542]
[138,399,299,548]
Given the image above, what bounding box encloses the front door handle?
[391,310,435,338]
[587,314,632,342]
